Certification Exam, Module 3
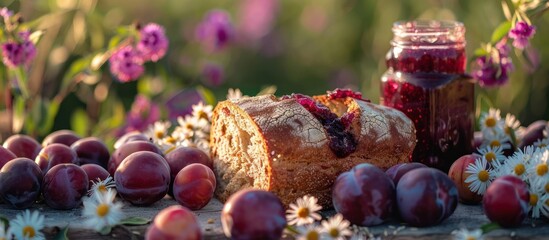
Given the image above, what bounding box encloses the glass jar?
[380,20,474,172]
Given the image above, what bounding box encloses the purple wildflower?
[0,7,13,20]
[1,40,36,68]
[137,23,169,62]
[238,0,278,41]
[508,21,536,49]
[201,62,224,87]
[473,41,514,87]
[123,94,161,134]
[195,10,233,52]
[109,46,144,82]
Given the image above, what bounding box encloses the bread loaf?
[210,91,416,207]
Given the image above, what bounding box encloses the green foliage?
[118,216,151,226]
[491,21,512,44]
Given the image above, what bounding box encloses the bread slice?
[210,94,416,207]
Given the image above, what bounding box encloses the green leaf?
[475,94,494,130]
[197,86,217,106]
[61,56,93,89]
[491,21,512,44]
[480,222,500,233]
[38,99,61,136]
[98,225,112,235]
[257,85,277,96]
[0,215,9,229]
[473,47,489,58]
[52,226,69,240]
[119,216,151,226]
[71,109,89,136]
[108,35,123,50]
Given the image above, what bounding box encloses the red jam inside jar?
[380,20,474,172]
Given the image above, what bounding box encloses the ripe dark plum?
[35,143,78,174]
[108,140,163,176]
[145,205,202,240]
[0,158,43,209]
[173,163,216,210]
[483,175,529,228]
[221,189,286,240]
[385,162,428,186]
[518,120,548,149]
[448,154,483,204]
[165,146,212,196]
[332,163,395,226]
[0,146,16,169]
[2,134,42,159]
[114,131,150,149]
[71,137,110,169]
[81,164,111,189]
[42,129,81,147]
[396,168,458,227]
[115,151,170,206]
[42,163,89,209]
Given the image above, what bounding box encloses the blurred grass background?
[2,0,548,135]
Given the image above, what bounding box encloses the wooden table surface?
[1,197,549,239]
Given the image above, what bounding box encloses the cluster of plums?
[0,130,216,212]
[333,162,458,227]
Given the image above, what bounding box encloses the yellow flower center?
[466,236,477,240]
[306,230,320,240]
[505,126,512,135]
[537,164,548,176]
[545,183,549,193]
[540,143,547,148]
[155,131,164,139]
[328,228,340,238]
[478,170,490,182]
[23,225,36,238]
[166,136,177,144]
[546,198,549,207]
[530,194,539,206]
[485,152,496,162]
[485,118,497,128]
[97,203,110,217]
[97,184,108,193]
[297,207,310,219]
[490,140,501,148]
[515,164,525,175]
[198,111,208,120]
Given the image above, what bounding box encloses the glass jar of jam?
[380,20,474,172]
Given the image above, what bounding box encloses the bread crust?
[211,94,416,207]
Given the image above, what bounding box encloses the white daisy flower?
[227,88,245,100]
[295,224,323,240]
[540,194,549,218]
[191,102,213,121]
[287,195,323,226]
[477,146,505,165]
[10,210,45,240]
[501,153,530,180]
[177,115,199,133]
[452,228,484,240]
[481,130,512,151]
[82,188,124,231]
[193,138,211,154]
[527,150,549,180]
[88,176,116,196]
[533,138,549,149]
[479,108,504,135]
[145,121,172,144]
[0,221,12,240]
[527,176,546,218]
[503,113,521,137]
[321,214,352,240]
[465,157,494,195]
